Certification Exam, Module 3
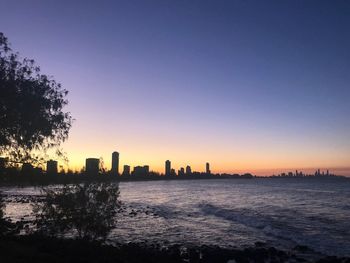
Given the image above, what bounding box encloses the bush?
[34,182,121,241]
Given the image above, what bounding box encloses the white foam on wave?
[199,203,350,257]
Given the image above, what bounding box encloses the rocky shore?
[0,235,349,263]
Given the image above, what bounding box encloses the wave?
[199,203,350,256]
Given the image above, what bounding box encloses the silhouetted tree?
[0,32,72,164]
[34,183,121,241]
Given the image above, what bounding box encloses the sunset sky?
[1,0,349,175]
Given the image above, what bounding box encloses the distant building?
[86,158,100,175]
[178,167,185,176]
[46,160,58,175]
[34,167,43,175]
[165,160,171,176]
[123,165,130,176]
[206,162,211,174]
[111,151,119,175]
[21,163,34,175]
[170,168,176,176]
[0,157,7,169]
[186,165,192,175]
[133,165,149,176]
[133,166,143,175]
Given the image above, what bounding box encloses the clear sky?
[1,0,349,175]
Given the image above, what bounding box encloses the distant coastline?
[0,169,347,187]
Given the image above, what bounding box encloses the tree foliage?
[0,32,72,163]
[34,183,121,241]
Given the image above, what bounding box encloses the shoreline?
[1,234,348,263]
[0,175,348,187]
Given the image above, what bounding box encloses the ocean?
[2,178,350,257]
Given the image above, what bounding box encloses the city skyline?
[46,150,343,177]
[1,1,349,176]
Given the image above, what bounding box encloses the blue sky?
[1,0,349,174]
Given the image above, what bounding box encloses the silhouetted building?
[170,168,176,176]
[186,165,192,175]
[46,160,58,175]
[111,151,119,175]
[0,157,7,170]
[21,163,33,175]
[133,165,149,176]
[123,165,130,176]
[241,173,253,179]
[178,167,185,176]
[206,162,211,174]
[165,160,171,176]
[34,167,43,175]
[86,158,100,175]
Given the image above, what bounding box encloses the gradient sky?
[1,0,350,175]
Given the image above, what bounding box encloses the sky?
[1,0,350,175]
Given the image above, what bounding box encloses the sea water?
[2,178,350,257]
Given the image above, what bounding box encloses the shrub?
[34,182,120,241]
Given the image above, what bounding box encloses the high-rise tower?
[206,162,211,174]
[186,165,192,175]
[46,160,58,175]
[111,151,119,175]
[86,158,100,175]
[165,160,171,176]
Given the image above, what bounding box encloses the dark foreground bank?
[0,235,349,263]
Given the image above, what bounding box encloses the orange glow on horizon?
[53,118,350,176]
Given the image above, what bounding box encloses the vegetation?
[34,182,120,241]
[0,32,72,164]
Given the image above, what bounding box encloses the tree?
[34,183,121,241]
[0,32,72,164]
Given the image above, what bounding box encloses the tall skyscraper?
[86,158,100,175]
[111,151,119,175]
[46,160,58,175]
[178,167,185,176]
[206,162,211,174]
[186,165,192,175]
[165,160,171,176]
